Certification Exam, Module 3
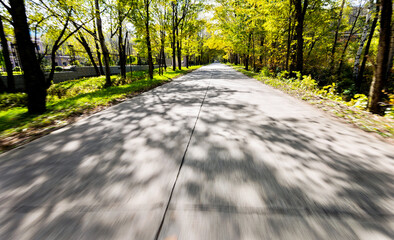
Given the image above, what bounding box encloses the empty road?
[0,64,393,239]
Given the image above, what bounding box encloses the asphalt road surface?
[0,64,393,239]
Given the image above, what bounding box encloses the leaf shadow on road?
[0,69,217,239]
[159,66,394,239]
[0,66,393,239]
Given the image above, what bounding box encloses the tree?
[74,29,100,76]
[95,0,112,87]
[130,0,154,79]
[336,5,362,78]
[353,0,374,84]
[0,15,14,92]
[110,0,131,79]
[293,0,308,73]
[6,0,47,113]
[368,0,392,113]
[357,1,379,92]
[329,0,345,74]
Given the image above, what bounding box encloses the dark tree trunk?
[0,76,5,93]
[159,30,166,73]
[171,2,177,71]
[48,49,57,86]
[0,16,15,92]
[368,0,392,113]
[145,1,153,79]
[9,0,46,114]
[95,41,104,75]
[118,28,126,78]
[329,0,345,73]
[357,1,379,92]
[76,32,100,76]
[95,0,111,87]
[176,28,182,70]
[245,33,252,71]
[294,0,308,73]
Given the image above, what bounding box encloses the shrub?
[13,66,21,72]
[47,85,68,99]
[317,83,342,101]
[260,67,271,77]
[278,70,289,79]
[348,94,368,110]
[300,75,317,91]
[55,66,63,72]
[0,93,28,110]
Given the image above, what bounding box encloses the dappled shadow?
[158,64,394,239]
[0,67,219,239]
[0,64,393,239]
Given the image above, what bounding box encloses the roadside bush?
[277,70,289,79]
[55,66,63,72]
[317,83,342,101]
[0,93,27,110]
[13,66,21,72]
[260,67,271,77]
[300,75,317,91]
[348,94,368,110]
[47,85,68,99]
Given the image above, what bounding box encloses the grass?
[228,63,394,141]
[0,66,202,152]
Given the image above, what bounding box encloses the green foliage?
[55,66,63,72]
[259,67,271,77]
[13,66,21,72]
[317,83,342,101]
[347,94,368,110]
[278,70,289,79]
[300,75,317,91]
[0,93,28,110]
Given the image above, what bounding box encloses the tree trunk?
[76,32,100,76]
[9,0,47,114]
[329,0,345,73]
[48,49,57,86]
[358,2,379,90]
[245,33,252,71]
[0,16,15,92]
[118,28,126,78]
[95,0,111,87]
[294,0,308,73]
[95,41,104,75]
[353,0,374,85]
[368,0,392,113]
[176,28,182,70]
[171,2,177,71]
[160,30,166,73]
[145,1,154,80]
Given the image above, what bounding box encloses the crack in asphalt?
[154,72,212,240]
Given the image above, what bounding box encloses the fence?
[1,65,156,91]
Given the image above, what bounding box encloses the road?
[0,64,393,239]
